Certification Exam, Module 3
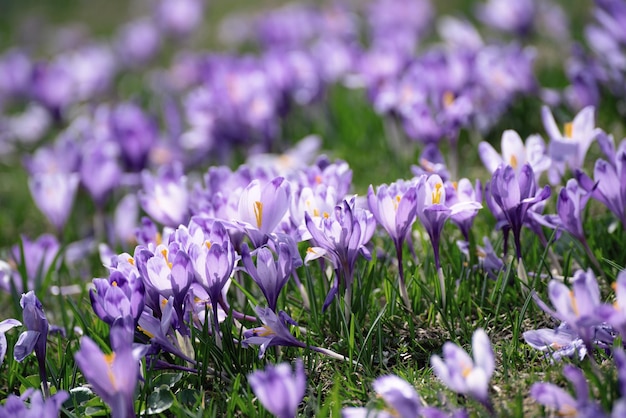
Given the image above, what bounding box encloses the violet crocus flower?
[75,322,144,418]
[367,180,417,308]
[28,171,80,232]
[342,374,424,418]
[14,291,50,397]
[110,102,157,171]
[542,105,601,184]
[79,138,122,207]
[155,0,204,37]
[243,307,306,357]
[139,162,190,228]
[555,178,601,270]
[7,234,60,294]
[530,365,606,418]
[416,174,482,303]
[446,179,482,241]
[487,164,551,263]
[241,242,293,312]
[475,0,535,36]
[0,388,68,417]
[237,177,291,248]
[115,18,162,67]
[90,269,145,327]
[478,130,550,181]
[0,318,21,366]
[532,269,605,352]
[304,197,376,313]
[576,137,626,228]
[523,323,587,362]
[248,359,306,418]
[430,328,495,411]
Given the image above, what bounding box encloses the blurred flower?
[248,359,306,418]
[156,0,205,37]
[90,268,145,327]
[0,388,68,417]
[523,323,587,361]
[139,162,189,228]
[0,318,21,366]
[530,365,606,418]
[80,138,122,207]
[115,18,161,66]
[243,307,306,357]
[446,178,482,241]
[476,0,535,36]
[28,172,80,232]
[110,102,157,171]
[6,234,60,294]
[75,320,145,418]
[431,328,495,408]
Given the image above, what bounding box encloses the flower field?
[1,0,626,417]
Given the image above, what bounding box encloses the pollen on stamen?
[443,91,455,107]
[104,352,117,387]
[111,281,118,287]
[564,122,574,139]
[462,364,473,378]
[510,155,518,169]
[569,290,579,316]
[254,201,264,228]
[431,183,443,204]
[127,257,135,265]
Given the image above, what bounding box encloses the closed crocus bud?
[80,139,122,207]
[28,171,80,232]
[110,102,157,171]
[139,162,189,228]
[241,243,293,312]
[248,359,306,418]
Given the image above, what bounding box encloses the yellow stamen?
[313,208,320,217]
[252,325,276,337]
[462,364,473,378]
[564,122,573,139]
[104,352,117,388]
[161,298,168,308]
[127,257,135,266]
[431,183,443,204]
[205,241,212,250]
[323,211,330,219]
[112,281,118,287]
[443,91,455,107]
[394,195,401,210]
[569,290,579,316]
[137,326,155,339]
[161,249,173,269]
[315,175,322,184]
[510,155,518,169]
[306,247,317,254]
[476,248,487,259]
[612,282,618,291]
[156,232,162,245]
[254,201,263,228]
[452,181,458,191]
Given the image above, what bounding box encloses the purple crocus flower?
[475,0,535,36]
[430,328,495,411]
[523,323,587,361]
[139,162,190,228]
[75,322,144,418]
[367,180,417,308]
[304,197,376,312]
[237,177,291,248]
[596,270,626,337]
[446,179,482,241]
[532,269,605,351]
[243,306,306,357]
[248,359,306,418]
[0,388,68,417]
[530,365,606,418]
[542,105,601,184]
[7,234,60,294]
[371,375,422,418]
[155,0,204,37]
[0,48,32,98]
[487,164,551,262]
[241,242,293,312]
[416,174,482,303]
[554,178,601,270]
[90,268,145,327]
[576,137,626,228]
[28,172,80,232]
[478,130,550,181]
[0,318,21,366]
[115,18,162,67]
[79,138,122,207]
[110,102,157,172]
[14,291,49,396]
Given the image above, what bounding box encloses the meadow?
[0,0,625,417]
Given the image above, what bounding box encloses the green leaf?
[151,372,183,389]
[146,385,175,415]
